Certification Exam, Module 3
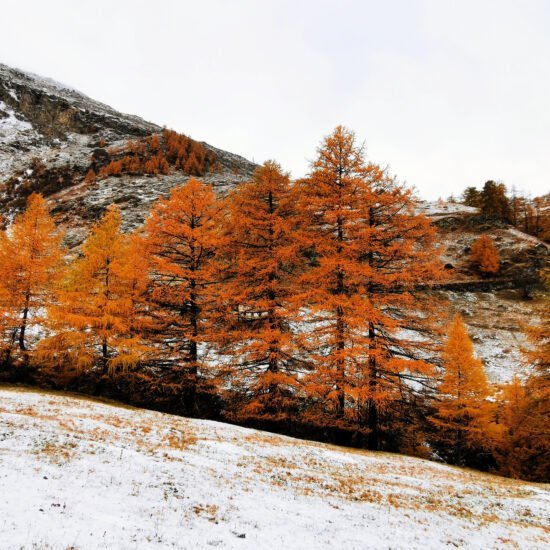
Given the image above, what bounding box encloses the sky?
[1,0,549,199]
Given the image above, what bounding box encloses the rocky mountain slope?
[0,63,256,245]
[417,201,548,382]
[0,63,547,382]
[1,387,548,549]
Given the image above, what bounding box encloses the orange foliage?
[94,130,216,180]
[294,126,443,448]
[98,160,123,177]
[471,234,500,275]
[429,315,494,465]
[144,178,224,411]
[221,161,302,420]
[0,194,64,364]
[495,273,549,480]
[84,169,96,183]
[38,207,152,375]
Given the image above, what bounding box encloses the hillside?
[0,387,548,549]
[0,63,256,245]
[417,200,548,382]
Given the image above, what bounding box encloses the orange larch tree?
[39,207,151,376]
[0,194,63,367]
[429,314,494,466]
[471,234,500,275]
[496,272,549,480]
[220,161,303,421]
[144,178,223,413]
[294,126,443,449]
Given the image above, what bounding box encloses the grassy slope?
[0,387,548,549]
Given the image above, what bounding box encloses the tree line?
[459,180,549,242]
[0,127,547,481]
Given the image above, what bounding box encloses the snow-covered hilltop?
[0,387,548,549]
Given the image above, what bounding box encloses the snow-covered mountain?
[0,387,548,549]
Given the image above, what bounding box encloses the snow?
[0,100,33,136]
[0,388,548,549]
[416,200,479,217]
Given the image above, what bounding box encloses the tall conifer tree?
[295,126,443,449]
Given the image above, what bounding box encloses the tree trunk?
[366,321,379,450]
[18,290,31,351]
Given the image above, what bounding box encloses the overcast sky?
[1,0,549,199]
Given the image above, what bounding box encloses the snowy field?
[0,387,548,549]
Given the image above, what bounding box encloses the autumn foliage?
[38,207,151,376]
[93,129,217,180]
[429,315,494,466]
[0,194,63,366]
[494,270,549,480]
[0,127,545,482]
[221,161,302,421]
[293,126,443,449]
[144,178,224,412]
[471,234,500,275]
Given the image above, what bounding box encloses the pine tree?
[0,194,63,367]
[429,315,494,465]
[39,207,150,376]
[221,161,302,421]
[294,126,443,449]
[480,180,510,221]
[462,187,481,208]
[144,178,223,412]
[471,234,500,275]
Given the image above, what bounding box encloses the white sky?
[1,0,549,199]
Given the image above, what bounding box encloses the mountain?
[0,63,547,382]
[0,63,256,245]
[1,387,548,549]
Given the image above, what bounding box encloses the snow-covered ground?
[0,388,548,549]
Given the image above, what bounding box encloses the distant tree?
[495,277,549,481]
[429,315,494,466]
[149,133,160,151]
[0,194,63,367]
[84,169,96,184]
[480,180,510,221]
[462,186,482,208]
[471,234,500,276]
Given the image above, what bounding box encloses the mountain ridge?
[0,62,256,243]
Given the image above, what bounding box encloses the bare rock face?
[0,64,159,139]
[0,63,256,241]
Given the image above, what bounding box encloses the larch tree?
[144,178,223,413]
[429,314,494,466]
[499,273,549,480]
[221,161,303,421]
[0,194,63,367]
[294,126,443,449]
[471,234,500,276]
[39,207,150,376]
